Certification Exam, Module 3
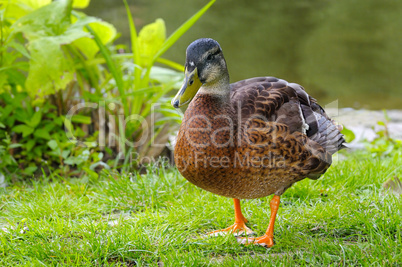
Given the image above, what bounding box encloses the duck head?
[172,38,228,109]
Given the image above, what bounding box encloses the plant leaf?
[26,38,75,98]
[20,0,52,10]
[25,139,35,152]
[152,0,216,63]
[34,128,51,140]
[72,0,90,9]
[27,111,42,128]
[73,19,117,59]
[156,57,184,72]
[71,114,91,124]
[341,126,355,143]
[13,124,34,137]
[81,16,127,114]
[11,0,73,40]
[23,166,37,175]
[138,19,166,67]
[2,0,52,22]
[11,0,94,98]
[47,139,59,150]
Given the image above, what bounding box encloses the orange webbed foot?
[207,221,255,237]
[207,199,254,237]
[237,234,274,247]
[237,195,280,248]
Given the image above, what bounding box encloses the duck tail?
[305,109,346,155]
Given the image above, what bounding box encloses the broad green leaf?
[11,0,95,98]
[61,150,70,159]
[0,72,8,92]
[2,2,31,21]
[0,122,5,128]
[25,139,35,151]
[34,128,51,140]
[27,111,42,128]
[21,0,52,10]
[149,66,182,87]
[54,16,95,44]
[83,166,99,180]
[44,122,55,132]
[72,20,117,59]
[11,0,73,40]
[13,124,34,137]
[64,156,83,165]
[2,0,51,22]
[138,19,166,67]
[23,166,37,175]
[33,146,42,157]
[9,143,22,149]
[47,139,58,150]
[72,0,90,9]
[26,38,75,98]
[9,41,31,59]
[341,126,355,143]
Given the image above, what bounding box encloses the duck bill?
[172,68,202,109]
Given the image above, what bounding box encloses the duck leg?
[238,195,280,247]
[208,198,254,236]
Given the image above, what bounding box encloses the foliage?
[0,149,401,265]
[0,90,107,178]
[341,126,355,144]
[0,0,216,180]
[364,110,402,157]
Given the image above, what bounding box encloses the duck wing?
[230,76,346,179]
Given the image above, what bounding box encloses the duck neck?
[197,73,231,103]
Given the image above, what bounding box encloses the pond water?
[86,0,402,109]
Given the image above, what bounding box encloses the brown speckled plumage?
[172,38,346,247]
[174,76,345,199]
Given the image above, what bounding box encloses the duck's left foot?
[237,234,274,248]
[207,222,255,237]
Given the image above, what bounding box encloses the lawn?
[0,150,401,266]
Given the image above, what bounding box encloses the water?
[86,0,402,109]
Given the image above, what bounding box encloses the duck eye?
[207,54,214,61]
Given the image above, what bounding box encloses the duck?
[171,38,346,247]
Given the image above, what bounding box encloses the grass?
[0,150,401,266]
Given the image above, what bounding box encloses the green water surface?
[87,0,402,109]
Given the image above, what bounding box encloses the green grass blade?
[72,10,128,115]
[156,58,184,72]
[122,1,141,82]
[89,26,127,114]
[123,0,143,116]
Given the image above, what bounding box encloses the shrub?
[0,0,216,180]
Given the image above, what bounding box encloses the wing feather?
[230,76,346,179]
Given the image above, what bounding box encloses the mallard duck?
[172,38,346,247]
